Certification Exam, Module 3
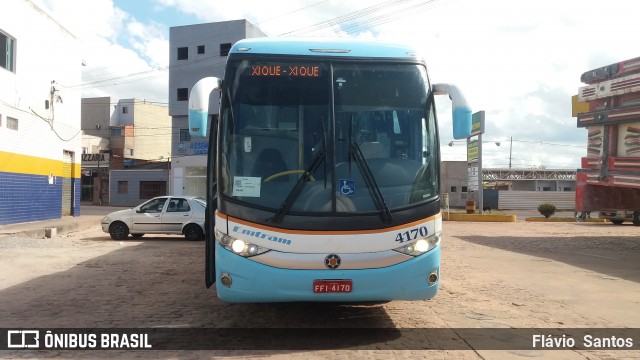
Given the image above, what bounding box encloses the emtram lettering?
[231,225,292,245]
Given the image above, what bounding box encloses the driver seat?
[251,148,288,181]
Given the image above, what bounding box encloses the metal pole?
[97,154,101,205]
[167,156,171,196]
[509,136,512,169]
[478,133,483,214]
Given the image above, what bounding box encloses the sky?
[32,0,640,169]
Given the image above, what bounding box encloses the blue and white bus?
[188,37,471,302]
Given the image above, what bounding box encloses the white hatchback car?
[101,196,206,241]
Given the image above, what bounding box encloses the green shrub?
[537,203,556,218]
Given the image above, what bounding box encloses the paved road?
[0,219,638,359]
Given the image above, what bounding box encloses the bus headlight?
[231,239,246,253]
[414,239,430,252]
[215,229,233,245]
[215,229,270,257]
[393,232,441,256]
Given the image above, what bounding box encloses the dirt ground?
[0,219,639,359]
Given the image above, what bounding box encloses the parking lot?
[0,211,639,359]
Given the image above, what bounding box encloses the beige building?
[81,97,171,204]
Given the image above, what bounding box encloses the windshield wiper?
[348,116,392,223]
[271,119,327,223]
[270,147,325,223]
[349,141,393,223]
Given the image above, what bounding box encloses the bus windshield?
[219,59,439,216]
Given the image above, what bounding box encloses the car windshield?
[193,198,206,208]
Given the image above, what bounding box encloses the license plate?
[313,280,352,293]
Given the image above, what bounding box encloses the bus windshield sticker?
[232,176,261,197]
[338,179,356,197]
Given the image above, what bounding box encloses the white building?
[81,97,172,205]
[168,20,266,198]
[0,0,82,224]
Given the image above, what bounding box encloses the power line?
[255,0,330,26]
[446,138,583,148]
[281,0,453,36]
[281,0,413,35]
[71,1,452,92]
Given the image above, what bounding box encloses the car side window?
[167,198,191,213]
[140,198,167,213]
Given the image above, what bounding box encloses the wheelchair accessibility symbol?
[339,179,356,196]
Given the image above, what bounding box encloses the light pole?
[97,148,102,206]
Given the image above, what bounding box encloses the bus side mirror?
[433,83,472,139]
[188,77,222,138]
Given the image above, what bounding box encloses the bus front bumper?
[213,242,440,303]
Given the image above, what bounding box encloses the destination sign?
[250,64,321,77]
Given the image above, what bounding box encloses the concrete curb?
[0,216,102,240]
[525,217,608,223]
[444,213,517,222]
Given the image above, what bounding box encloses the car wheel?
[109,222,129,240]
[184,224,204,241]
[633,211,640,226]
[131,234,144,239]
[611,219,625,225]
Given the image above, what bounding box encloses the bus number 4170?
[395,226,428,243]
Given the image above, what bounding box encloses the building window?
[220,43,231,56]
[0,31,15,72]
[140,181,166,199]
[450,186,457,192]
[125,148,133,156]
[179,129,191,142]
[7,117,18,130]
[177,46,188,60]
[461,186,468,193]
[197,45,205,54]
[122,106,128,114]
[177,88,188,101]
[111,128,122,137]
[117,181,128,194]
[184,167,207,198]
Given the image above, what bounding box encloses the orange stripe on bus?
[215,210,440,235]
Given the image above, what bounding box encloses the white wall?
[0,0,82,163]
